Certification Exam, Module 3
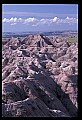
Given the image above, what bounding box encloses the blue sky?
[2,4,78,32]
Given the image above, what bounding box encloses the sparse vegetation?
[59,34,78,43]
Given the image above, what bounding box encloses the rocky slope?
[2,34,78,117]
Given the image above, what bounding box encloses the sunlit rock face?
[2,34,78,117]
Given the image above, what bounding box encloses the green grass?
[2,38,10,42]
[67,37,78,43]
[59,34,78,43]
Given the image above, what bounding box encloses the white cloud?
[23,17,38,24]
[18,18,23,22]
[39,19,48,24]
[2,17,78,26]
[2,17,18,23]
[53,17,58,22]
[9,17,14,22]
[14,17,17,22]
[9,17,18,23]
[2,18,9,22]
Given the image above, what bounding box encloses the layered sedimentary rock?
[2,34,78,117]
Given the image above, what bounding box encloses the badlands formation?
[2,34,78,117]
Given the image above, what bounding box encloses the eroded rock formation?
[2,34,78,117]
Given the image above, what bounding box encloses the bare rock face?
[2,34,78,117]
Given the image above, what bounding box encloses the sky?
[2,4,78,32]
